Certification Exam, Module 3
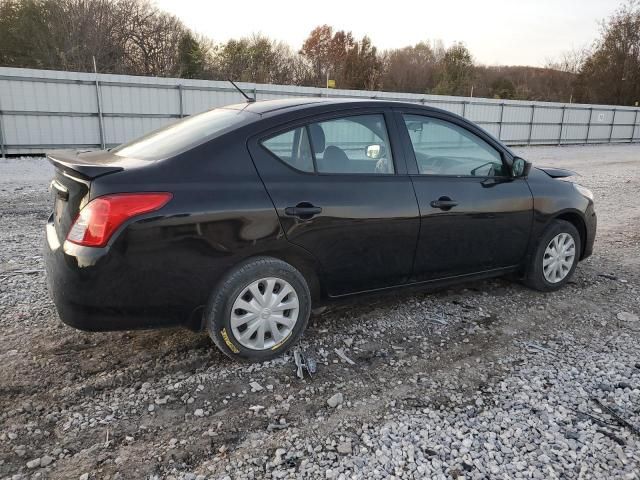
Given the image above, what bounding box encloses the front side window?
[403,114,506,176]
[311,114,394,174]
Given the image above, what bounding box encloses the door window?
[403,114,507,176]
[262,127,314,172]
[311,114,394,174]
[261,114,395,175]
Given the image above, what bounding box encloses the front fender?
[525,169,596,264]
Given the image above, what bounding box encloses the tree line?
[1,0,638,106]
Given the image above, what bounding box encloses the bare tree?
[3,0,637,105]
[381,42,438,93]
[575,0,640,105]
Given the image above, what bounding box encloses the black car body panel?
[524,167,596,260]
[407,175,534,281]
[46,136,313,330]
[47,150,125,179]
[536,166,577,178]
[44,98,597,332]
[389,107,534,281]
[248,109,420,296]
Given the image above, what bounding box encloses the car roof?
[222,97,418,117]
[220,97,511,157]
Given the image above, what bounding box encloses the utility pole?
[326,71,329,97]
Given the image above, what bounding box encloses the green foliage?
[0,0,68,69]
[341,36,382,90]
[215,34,301,84]
[433,43,474,96]
[0,0,199,75]
[490,77,516,99]
[177,32,207,79]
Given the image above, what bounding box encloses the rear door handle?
[430,197,458,210]
[284,204,322,219]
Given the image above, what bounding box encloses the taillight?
[67,193,172,247]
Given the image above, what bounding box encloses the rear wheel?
[524,220,581,292]
[206,257,311,362]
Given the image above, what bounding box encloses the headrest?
[308,124,325,153]
[322,145,350,171]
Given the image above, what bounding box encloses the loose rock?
[327,393,344,408]
[617,312,639,322]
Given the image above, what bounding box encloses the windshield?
[113,108,253,160]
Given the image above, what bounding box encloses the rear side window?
[261,114,394,175]
[311,115,394,174]
[113,108,251,160]
[262,127,314,172]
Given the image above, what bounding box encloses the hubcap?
[230,277,299,350]
[543,233,576,283]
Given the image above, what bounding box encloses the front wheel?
[524,219,581,292]
[206,257,311,362]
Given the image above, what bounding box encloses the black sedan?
[45,98,596,361]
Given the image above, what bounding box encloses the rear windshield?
[113,108,253,160]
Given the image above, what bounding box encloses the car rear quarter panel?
[57,133,305,329]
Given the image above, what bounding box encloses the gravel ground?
[0,144,639,480]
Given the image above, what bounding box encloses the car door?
[248,110,420,296]
[395,109,533,281]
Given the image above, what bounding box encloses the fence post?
[631,110,639,143]
[94,77,105,150]
[608,108,616,143]
[462,101,467,118]
[498,103,504,140]
[0,108,6,158]
[585,107,593,144]
[527,104,535,145]
[178,84,184,118]
[558,105,567,146]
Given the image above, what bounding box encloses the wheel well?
[193,252,324,332]
[252,251,324,303]
[272,252,323,302]
[555,212,587,259]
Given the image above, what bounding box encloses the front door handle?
[430,197,458,210]
[285,203,322,219]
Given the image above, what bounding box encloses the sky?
[153,0,623,67]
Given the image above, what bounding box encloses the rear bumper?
[45,215,194,332]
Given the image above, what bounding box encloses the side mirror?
[365,144,385,160]
[512,157,532,177]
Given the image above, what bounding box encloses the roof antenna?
[228,79,255,103]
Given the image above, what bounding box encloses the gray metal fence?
[1,66,639,156]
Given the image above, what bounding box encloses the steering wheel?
[422,156,455,173]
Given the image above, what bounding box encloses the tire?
[524,219,581,292]
[206,256,311,362]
